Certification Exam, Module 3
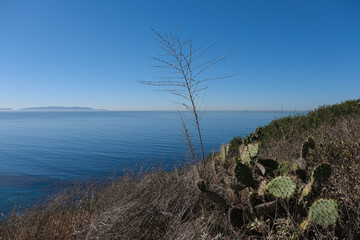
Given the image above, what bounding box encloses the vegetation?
[0,99,359,239]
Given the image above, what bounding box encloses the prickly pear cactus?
[308,199,339,226]
[311,163,331,184]
[307,137,315,149]
[240,143,259,165]
[221,144,227,162]
[196,180,207,193]
[234,162,255,188]
[266,176,296,199]
[278,162,291,175]
[241,151,251,165]
[301,137,315,158]
[228,207,244,228]
[257,158,279,170]
[248,143,259,158]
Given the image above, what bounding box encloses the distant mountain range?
[19,106,104,111]
[0,108,13,111]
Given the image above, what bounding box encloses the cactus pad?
[221,144,227,162]
[228,207,244,228]
[257,158,279,170]
[301,137,315,158]
[295,169,307,181]
[234,162,254,187]
[307,137,315,149]
[266,176,296,199]
[240,149,251,165]
[248,143,259,158]
[278,162,291,175]
[308,199,339,226]
[311,163,331,184]
[196,180,207,193]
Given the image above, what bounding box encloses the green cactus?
[307,137,315,149]
[308,199,339,226]
[228,207,244,228]
[248,143,259,158]
[266,176,296,199]
[243,126,263,145]
[240,148,251,165]
[234,162,255,188]
[311,163,331,184]
[301,137,315,158]
[225,176,247,191]
[221,144,227,162]
[295,169,307,181]
[196,180,207,193]
[240,143,259,165]
[278,162,291,175]
[257,158,279,170]
[233,157,240,165]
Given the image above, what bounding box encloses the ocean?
[0,110,301,213]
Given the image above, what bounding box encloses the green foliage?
[196,180,207,193]
[266,176,296,199]
[260,99,360,144]
[228,136,242,156]
[311,163,331,184]
[234,162,255,188]
[193,107,350,234]
[243,126,264,145]
[308,199,339,226]
[278,162,291,175]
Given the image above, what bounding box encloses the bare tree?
[138,28,236,162]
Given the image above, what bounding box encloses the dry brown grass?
[1,113,359,239]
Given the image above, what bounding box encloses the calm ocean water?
[0,111,301,213]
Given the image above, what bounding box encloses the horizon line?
[0,108,309,112]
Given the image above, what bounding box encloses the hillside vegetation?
[1,99,359,239]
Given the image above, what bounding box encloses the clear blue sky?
[0,0,359,110]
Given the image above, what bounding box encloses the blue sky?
[0,0,359,110]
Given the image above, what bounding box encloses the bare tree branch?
[139,28,235,164]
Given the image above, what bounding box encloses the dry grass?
[1,103,359,239]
